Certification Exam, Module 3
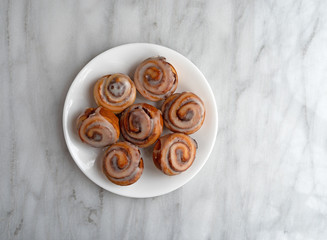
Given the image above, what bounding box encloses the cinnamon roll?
[77,107,120,148]
[120,103,163,148]
[94,73,136,113]
[153,133,197,176]
[103,141,143,186]
[134,57,178,101]
[161,92,205,135]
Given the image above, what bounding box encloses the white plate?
[63,43,218,198]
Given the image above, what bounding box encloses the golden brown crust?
[161,92,206,135]
[77,107,120,148]
[120,103,163,148]
[103,141,143,186]
[153,133,197,176]
[94,73,136,113]
[134,57,178,101]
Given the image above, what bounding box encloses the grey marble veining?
[1,0,327,239]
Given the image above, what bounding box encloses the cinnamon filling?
[108,79,126,97]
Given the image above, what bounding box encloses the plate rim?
[62,42,218,198]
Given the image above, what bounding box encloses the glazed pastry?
[153,133,197,176]
[102,141,143,186]
[77,107,120,148]
[120,103,163,148]
[94,73,136,113]
[161,92,205,135]
[134,57,178,101]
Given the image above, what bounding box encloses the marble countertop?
[1,0,327,239]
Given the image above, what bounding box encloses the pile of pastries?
[77,57,206,186]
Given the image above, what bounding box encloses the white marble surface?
[1,0,327,239]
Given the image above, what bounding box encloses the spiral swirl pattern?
[103,141,143,186]
[120,103,163,148]
[161,92,205,135]
[94,73,136,113]
[77,107,120,148]
[134,57,178,101]
[153,133,197,176]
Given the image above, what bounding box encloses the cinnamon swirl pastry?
[134,57,178,101]
[77,107,120,148]
[120,103,163,148]
[102,141,143,186]
[94,73,136,113]
[153,133,197,176]
[161,92,205,135]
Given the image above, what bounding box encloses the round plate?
[63,43,218,198]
